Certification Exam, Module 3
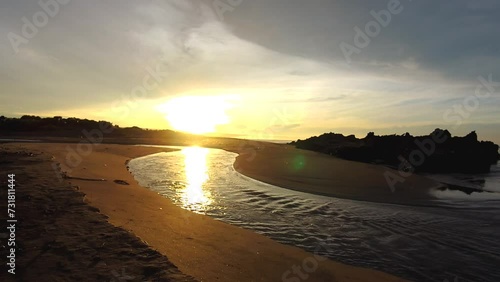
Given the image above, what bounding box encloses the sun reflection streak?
[181,147,212,211]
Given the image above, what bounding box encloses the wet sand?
[232,142,442,205]
[1,142,407,282]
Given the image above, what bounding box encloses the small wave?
[431,189,500,201]
[129,146,500,282]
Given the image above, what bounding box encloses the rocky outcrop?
[290,129,500,173]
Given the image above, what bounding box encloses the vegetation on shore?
[0,115,174,138]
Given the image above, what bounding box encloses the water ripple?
[129,147,500,282]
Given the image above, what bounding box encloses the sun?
[156,96,232,134]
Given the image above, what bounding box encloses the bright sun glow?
[157,96,232,134]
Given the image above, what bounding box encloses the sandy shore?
[231,142,442,206]
[0,145,195,282]
[1,142,408,282]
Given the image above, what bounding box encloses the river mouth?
[128,146,500,282]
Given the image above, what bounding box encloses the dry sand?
[0,146,195,282]
[1,142,409,282]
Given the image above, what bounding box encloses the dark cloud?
[226,0,500,81]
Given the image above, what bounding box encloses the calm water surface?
[128,146,500,282]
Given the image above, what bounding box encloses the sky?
[0,0,499,143]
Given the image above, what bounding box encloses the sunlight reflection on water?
[129,146,500,282]
[181,147,212,211]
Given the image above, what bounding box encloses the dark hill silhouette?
[1,115,114,135]
[0,115,191,142]
[290,129,499,173]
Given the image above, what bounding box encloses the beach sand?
[1,141,409,282]
[231,142,441,206]
[0,146,195,282]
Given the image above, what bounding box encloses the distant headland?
[290,129,500,174]
[0,115,198,143]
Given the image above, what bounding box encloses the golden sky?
[1,0,499,143]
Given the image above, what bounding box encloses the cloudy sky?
[1,0,499,143]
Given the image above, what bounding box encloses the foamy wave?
[431,189,500,201]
